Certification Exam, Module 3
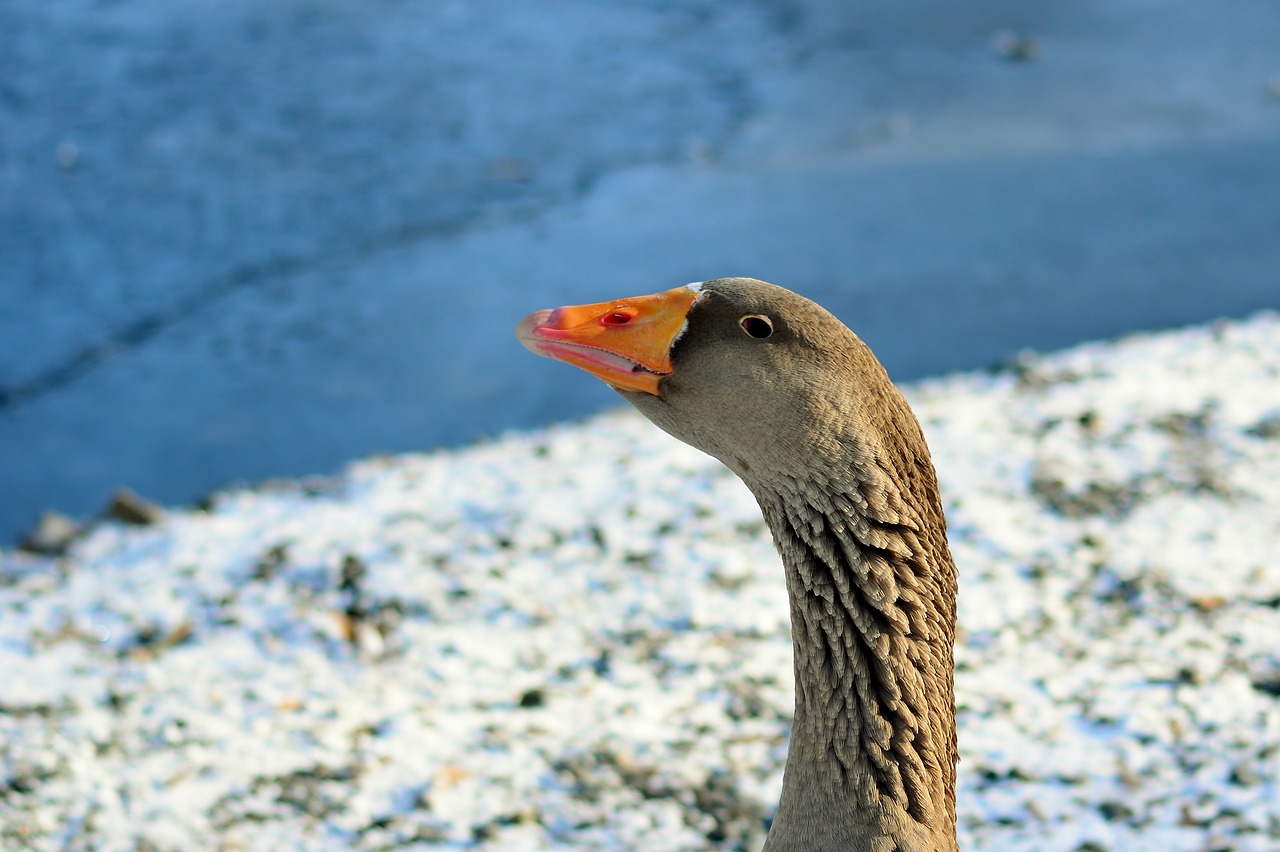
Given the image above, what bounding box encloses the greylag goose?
[516,278,958,851]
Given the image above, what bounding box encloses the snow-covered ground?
[2,313,1279,851]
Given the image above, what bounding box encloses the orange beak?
[515,285,701,395]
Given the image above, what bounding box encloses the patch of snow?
[1,313,1278,849]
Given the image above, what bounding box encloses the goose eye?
[740,314,774,339]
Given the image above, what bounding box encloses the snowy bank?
[2,313,1279,850]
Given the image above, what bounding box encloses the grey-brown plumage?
[620,279,959,851]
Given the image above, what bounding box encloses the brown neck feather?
[752,433,958,851]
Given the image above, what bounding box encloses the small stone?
[19,510,80,555]
[340,554,366,592]
[1252,677,1280,697]
[1230,762,1260,786]
[104,488,164,526]
[1099,800,1134,822]
[253,543,290,581]
[1118,758,1143,790]
[1246,414,1280,439]
[1189,595,1226,613]
[993,30,1041,62]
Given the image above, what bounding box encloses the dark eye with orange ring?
[740,314,774,339]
